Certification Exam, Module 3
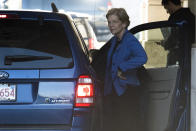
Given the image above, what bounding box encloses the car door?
[130,21,191,131]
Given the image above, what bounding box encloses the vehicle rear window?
[0,19,73,69]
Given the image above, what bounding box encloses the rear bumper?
[0,106,94,131]
[0,104,73,125]
[0,126,86,131]
[0,125,71,131]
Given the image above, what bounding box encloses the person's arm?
[118,37,147,73]
[158,27,180,50]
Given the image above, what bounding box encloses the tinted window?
[134,26,180,68]
[74,19,89,46]
[22,0,112,42]
[0,19,73,69]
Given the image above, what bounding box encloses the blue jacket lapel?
[106,37,117,68]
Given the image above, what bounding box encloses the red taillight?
[77,84,93,97]
[107,1,112,10]
[0,14,20,19]
[75,75,94,107]
[88,38,94,49]
[0,14,7,18]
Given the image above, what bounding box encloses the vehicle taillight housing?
[75,75,94,107]
[107,1,112,10]
[0,14,20,19]
[88,38,94,49]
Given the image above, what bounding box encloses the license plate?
[0,84,16,101]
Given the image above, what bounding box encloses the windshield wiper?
[4,55,53,65]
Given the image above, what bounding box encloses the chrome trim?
[0,71,9,79]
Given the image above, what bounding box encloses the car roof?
[0,9,73,21]
[0,9,51,13]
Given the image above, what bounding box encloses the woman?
[103,8,147,131]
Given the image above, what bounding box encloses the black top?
[169,8,195,43]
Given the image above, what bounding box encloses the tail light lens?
[107,1,112,10]
[88,38,94,49]
[75,75,94,107]
[0,14,20,19]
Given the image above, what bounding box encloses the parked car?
[67,12,99,50]
[92,21,191,131]
[0,8,102,131]
[89,19,112,43]
[22,0,113,44]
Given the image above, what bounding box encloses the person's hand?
[117,69,127,80]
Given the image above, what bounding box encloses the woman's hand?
[117,69,127,80]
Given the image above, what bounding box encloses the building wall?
[7,0,22,9]
[141,0,169,68]
[147,0,168,22]
[189,0,196,131]
[146,0,189,23]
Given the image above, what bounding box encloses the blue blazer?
[104,30,147,96]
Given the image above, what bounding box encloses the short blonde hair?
[106,8,130,29]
